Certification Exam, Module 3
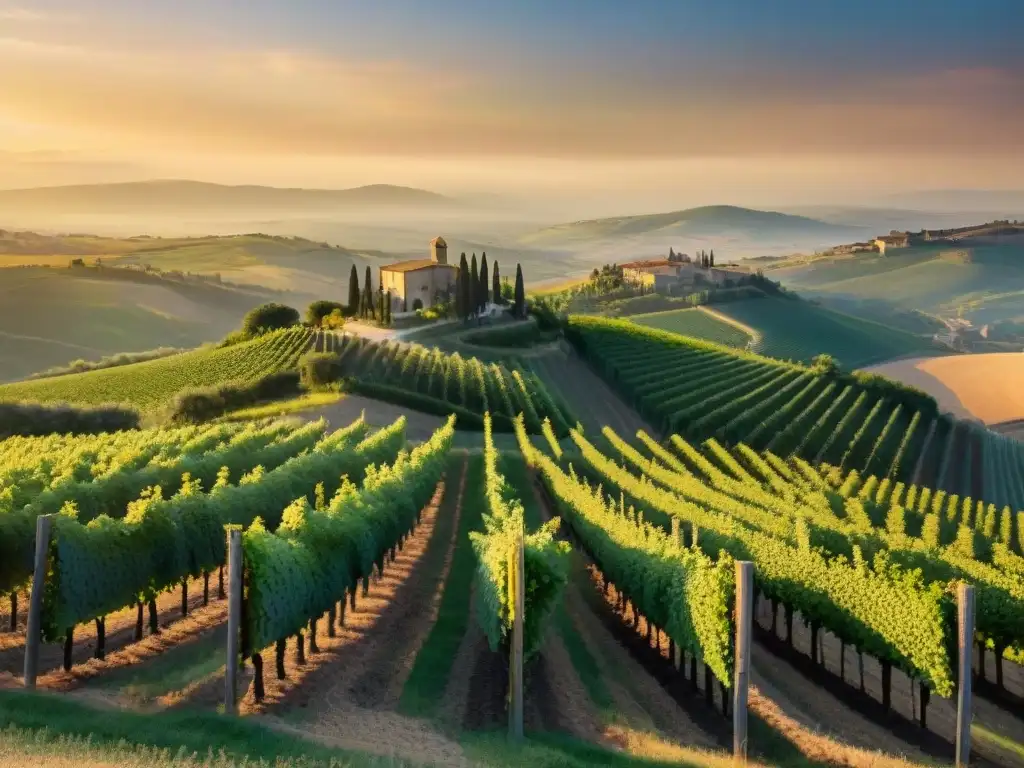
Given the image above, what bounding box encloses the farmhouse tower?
[430,236,448,265]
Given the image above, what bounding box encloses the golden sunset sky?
[2,0,1023,208]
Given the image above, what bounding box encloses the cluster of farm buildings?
[619,251,746,294]
[830,220,1024,256]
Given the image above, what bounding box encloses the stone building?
[379,236,458,312]
[622,258,739,293]
[874,233,910,254]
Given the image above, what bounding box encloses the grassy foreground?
[0,689,403,767]
[0,688,756,768]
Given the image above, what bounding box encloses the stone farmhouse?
[379,236,458,313]
[873,233,911,254]
[621,255,743,294]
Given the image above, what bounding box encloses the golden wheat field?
[866,352,1024,425]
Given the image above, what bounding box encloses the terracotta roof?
[430,236,447,247]
[621,259,674,269]
[380,258,456,273]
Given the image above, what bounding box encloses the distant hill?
[0,265,278,382]
[882,190,1024,214]
[768,242,1024,326]
[0,230,417,380]
[0,180,454,214]
[0,230,409,297]
[520,205,864,258]
[708,296,938,368]
[779,206,996,233]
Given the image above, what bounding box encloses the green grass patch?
[96,630,225,700]
[0,690,407,767]
[555,607,613,711]
[973,723,1024,762]
[711,297,934,367]
[398,453,485,718]
[217,391,345,422]
[632,308,751,349]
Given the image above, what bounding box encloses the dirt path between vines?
[530,477,719,752]
[531,468,981,768]
[0,574,225,683]
[755,601,1022,768]
[532,349,655,439]
[165,463,470,767]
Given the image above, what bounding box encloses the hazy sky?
[2,0,1024,210]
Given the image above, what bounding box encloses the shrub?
[299,352,345,389]
[306,300,350,326]
[241,303,300,337]
[529,301,561,332]
[845,371,938,417]
[0,401,140,437]
[167,371,301,424]
[811,354,840,376]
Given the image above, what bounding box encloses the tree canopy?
[242,303,300,336]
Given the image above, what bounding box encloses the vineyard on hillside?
[709,296,936,367]
[1,308,1022,765]
[631,307,752,349]
[313,333,575,435]
[564,315,1024,510]
[0,327,315,410]
[1,401,1022,765]
[518,418,1024,719]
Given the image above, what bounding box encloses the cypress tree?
[453,270,462,318]
[492,261,501,305]
[514,263,525,319]
[363,266,374,319]
[377,284,384,323]
[458,252,470,321]
[385,291,392,325]
[710,249,715,268]
[348,264,360,315]
[470,254,479,318]
[479,253,489,312]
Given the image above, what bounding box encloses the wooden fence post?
[734,561,753,764]
[956,583,975,768]
[508,524,525,742]
[225,530,243,714]
[23,514,53,688]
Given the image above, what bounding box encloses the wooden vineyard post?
[23,514,53,689]
[733,561,753,764]
[225,530,243,714]
[956,583,975,768]
[508,523,525,742]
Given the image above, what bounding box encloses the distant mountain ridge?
[882,189,1024,213]
[521,204,864,250]
[0,180,454,212]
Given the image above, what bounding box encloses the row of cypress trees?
[453,252,526,321]
[346,264,392,325]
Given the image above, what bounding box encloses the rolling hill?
[708,296,938,368]
[0,264,281,382]
[0,180,454,214]
[520,205,864,260]
[770,242,1024,325]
